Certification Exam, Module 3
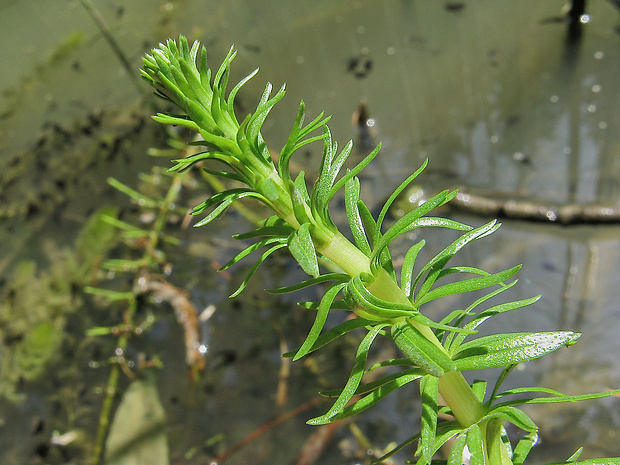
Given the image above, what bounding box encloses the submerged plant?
[140,36,619,464]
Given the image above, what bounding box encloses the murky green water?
[1,1,620,463]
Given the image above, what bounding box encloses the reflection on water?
[1,0,620,463]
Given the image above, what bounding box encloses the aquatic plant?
[140,36,620,464]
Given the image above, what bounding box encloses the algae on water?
[0,207,120,403]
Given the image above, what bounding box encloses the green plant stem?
[92,298,136,465]
[484,418,515,465]
[92,362,120,464]
[317,231,372,276]
[438,371,487,427]
[317,233,512,465]
[319,231,515,463]
[318,232,489,425]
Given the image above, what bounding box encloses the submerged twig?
[451,188,620,224]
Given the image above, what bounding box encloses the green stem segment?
[319,232,514,463]
[438,371,487,427]
[318,232,489,428]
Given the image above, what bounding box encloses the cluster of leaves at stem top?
[141,37,620,465]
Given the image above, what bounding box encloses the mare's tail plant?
[140,36,619,464]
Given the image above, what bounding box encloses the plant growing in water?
[140,36,619,464]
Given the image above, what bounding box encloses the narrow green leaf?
[198,45,212,87]
[107,178,158,208]
[465,294,540,334]
[192,189,266,226]
[493,386,569,401]
[358,198,380,246]
[494,388,620,408]
[296,108,330,141]
[488,365,519,403]
[293,133,329,155]
[307,324,388,425]
[371,422,462,465]
[293,282,347,360]
[446,283,521,351]
[233,226,292,241]
[409,308,477,335]
[485,418,509,465]
[233,216,293,240]
[416,375,439,465]
[471,379,487,403]
[84,287,135,301]
[320,367,424,397]
[326,138,354,192]
[345,177,372,256]
[437,308,469,334]
[282,317,373,358]
[229,243,287,297]
[447,434,468,465]
[219,237,286,271]
[189,101,226,137]
[297,299,350,311]
[279,102,329,185]
[466,424,484,465]
[567,448,584,462]
[391,320,457,377]
[376,159,428,232]
[314,129,351,213]
[322,369,423,421]
[171,151,237,173]
[361,367,424,394]
[453,331,581,371]
[434,265,490,281]
[545,459,620,465]
[227,67,259,113]
[291,171,312,224]
[201,167,245,183]
[213,45,235,92]
[266,273,349,294]
[512,432,539,465]
[365,358,418,371]
[279,102,307,185]
[247,82,286,156]
[484,405,538,433]
[415,265,522,307]
[412,220,498,300]
[344,274,418,321]
[329,143,382,199]
[179,55,210,106]
[288,223,320,277]
[372,432,421,464]
[371,191,466,266]
[194,125,242,155]
[401,240,425,298]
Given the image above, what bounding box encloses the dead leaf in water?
[105,373,168,465]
